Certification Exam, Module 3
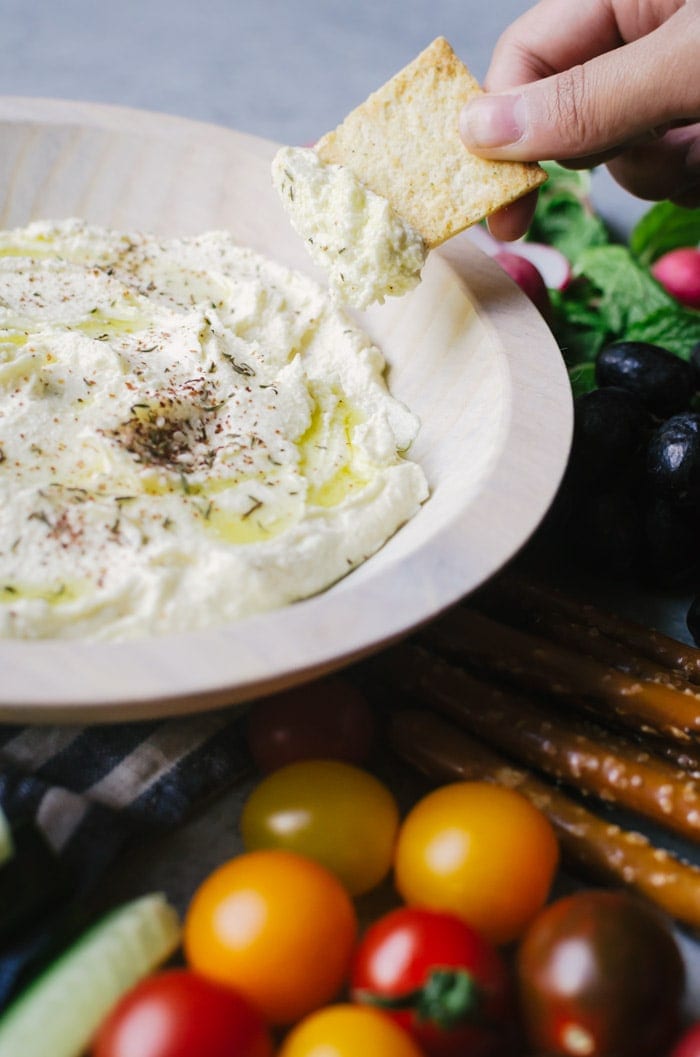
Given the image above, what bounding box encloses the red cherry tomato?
[246,677,375,773]
[92,969,273,1057]
[351,906,511,1057]
[671,1022,700,1057]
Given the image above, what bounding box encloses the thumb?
[460,6,699,162]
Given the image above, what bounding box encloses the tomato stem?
[357,968,482,1031]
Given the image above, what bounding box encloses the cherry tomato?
[671,1022,700,1057]
[516,889,685,1057]
[246,677,375,773]
[92,969,273,1057]
[183,849,357,1025]
[240,760,399,896]
[394,781,558,945]
[351,906,511,1057]
[278,1004,425,1057]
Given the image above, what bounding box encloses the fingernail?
[460,94,526,149]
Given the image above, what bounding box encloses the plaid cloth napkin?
[0,708,251,1008]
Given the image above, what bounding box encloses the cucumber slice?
[0,892,181,1057]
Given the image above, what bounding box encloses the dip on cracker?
[272,146,427,310]
[273,37,546,308]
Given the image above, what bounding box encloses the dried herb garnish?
[223,353,256,377]
[242,497,263,520]
[108,382,223,474]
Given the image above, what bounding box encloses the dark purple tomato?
[516,889,685,1057]
[245,676,375,773]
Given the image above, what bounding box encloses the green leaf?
[630,201,700,266]
[626,305,700,359]
[554,319,608,366]
[568,362,597,397]
[538,162,593,204]
[574,245,675,332]
[529,194,610,262]
[551,280,604,329]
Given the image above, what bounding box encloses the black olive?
[568,386,651,488]
[596,340,695,417]
[687,595,700,646]
[566,490,642,577]
[643,496,700,589]
[691,341,700,387]
[647,412,700,506]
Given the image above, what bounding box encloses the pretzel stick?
[493,575,700,684]
[479,588,692,689]
[390,708,700,932]
[422,607,700,743]
[379,644,700,841]
[646,738,700,777]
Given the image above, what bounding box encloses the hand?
[460,0,700,240]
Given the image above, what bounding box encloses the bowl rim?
[0,97,573,721]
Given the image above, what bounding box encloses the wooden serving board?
[0,98,572,722]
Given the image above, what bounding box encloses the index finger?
[486,191,539,241]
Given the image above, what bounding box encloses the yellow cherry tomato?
[394,781,559,945]
[183,849,357,1025]
[240,760,399,896]
[278,1004,426,1057]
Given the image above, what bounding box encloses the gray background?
[1,0,644,234]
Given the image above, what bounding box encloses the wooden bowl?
[0,98,572,721]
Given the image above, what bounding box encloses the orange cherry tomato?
[183,849,357,1025]
[240,760,399,895]
[394,781,559,945]
[278,1004,425,1057]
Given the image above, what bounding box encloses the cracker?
[316,37,546,249]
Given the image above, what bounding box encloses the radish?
[465,224,502,258]
[465,226,571,291]
[651,248,700,309]
[508,240,572,291]
[494,250,551,320]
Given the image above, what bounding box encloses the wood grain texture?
[0,98,572,722]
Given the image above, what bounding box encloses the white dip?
[271,147,427,310]
[0,219,428,640]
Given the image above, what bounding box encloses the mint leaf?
[538,162,593,203]
[557,322,607,365]
[528,162,609,262]
[626,305,700,359]
[528,194,609,262]
[568,362,597,397]
[550,290,608,365]
[551,280,604,330]
[630,202,700,266]
[575,245,674,332]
